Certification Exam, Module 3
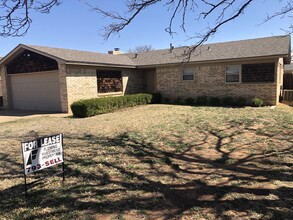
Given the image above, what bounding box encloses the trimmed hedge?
[236,97,247,107]
[222,96,234,106]
[185,97,195,105]
[71,93,153,118]
[196,96,208,105]
[151,93,162,104]
[209,97,221,106]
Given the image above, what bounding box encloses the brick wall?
[122,69,146,94]
[156,60,280,105]
[276,58,283,100]
[0,78,2,107]
[0,79,2,96]
[0,66,8,109]
[58,64,68,113]
[65,66,146,111]
[66,66,98,110]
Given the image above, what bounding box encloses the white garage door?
[10,71,61,112]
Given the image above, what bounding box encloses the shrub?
[163,97,170,104]
[236,97,247,107]
[222,96,234,106]
[71,93,153,118]
[185,97,195,105]
[196,96,208,105]
[175,97,182,105]
[151,93,162,104]
[252,97,263,107]
[209,97,221,106]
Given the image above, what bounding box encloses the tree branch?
[264,0,293,21]
[0,0,61,37]
[91,0,161,40]
[183,0,254,61]
[93,0,254,60]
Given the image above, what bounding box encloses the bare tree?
[92,0,293,58]
[1,0,293,57]
[128,45,154,53]
[263,0,293,34]
[0,0,61,37]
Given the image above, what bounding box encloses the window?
[96,70,123,93]
[182,68,194,81]
[242,63,275,83]
[225,65,240,83]
[6,50,58,75]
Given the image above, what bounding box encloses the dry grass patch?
[0,104,292,219]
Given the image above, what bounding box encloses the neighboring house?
[0,35,291,112]
[284,64,293,74]
[284,64,293,90]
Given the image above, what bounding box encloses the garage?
[2,48,62,112]
[9,71,61,112]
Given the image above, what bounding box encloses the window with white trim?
[182,68,195,81]
[225,65,240,83]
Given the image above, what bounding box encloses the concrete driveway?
[0,109,71,123]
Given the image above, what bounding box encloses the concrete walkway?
[0,110,71,123]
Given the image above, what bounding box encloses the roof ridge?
[2,35,290,66]
[23,44,105,55]
[20,44,137,66]
[126,35,290,55]
[22,34,290,56]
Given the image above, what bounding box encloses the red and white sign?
[22,134,63,175]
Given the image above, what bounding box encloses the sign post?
[21,133,64,197]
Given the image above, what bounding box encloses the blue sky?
[0,0,292,57]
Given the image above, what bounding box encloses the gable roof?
[125,35,291,66]
[0,44,136,68]
[0,35,291,68]
[27,45,137,67]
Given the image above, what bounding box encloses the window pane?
[183,68,194,80]
[226,74,239,83]
[183,74,194,80]
[97,70,123,93]
[226,65,240,74]
[225,65,240,83]
[242,63,275,82]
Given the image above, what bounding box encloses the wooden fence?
[283,90,293,102]
[284,74,293,89]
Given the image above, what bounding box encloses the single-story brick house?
[0,35,291,112]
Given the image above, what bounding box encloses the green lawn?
[0,104,292,219]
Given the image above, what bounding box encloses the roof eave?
[0,44,65,65]
[65,61,136,69]
[135,54,289,68]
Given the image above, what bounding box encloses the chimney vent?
[134,53,138,58]
[108,48,123,55]
[169,43,174,52]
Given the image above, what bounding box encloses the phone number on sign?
[26,157,63,173]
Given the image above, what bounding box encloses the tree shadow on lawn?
[0,125,292,219]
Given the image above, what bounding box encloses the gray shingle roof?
[1,35,291,67]
[23,45,136,67]
[125,35,291,66]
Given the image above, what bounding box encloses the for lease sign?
[22,134,63,175]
